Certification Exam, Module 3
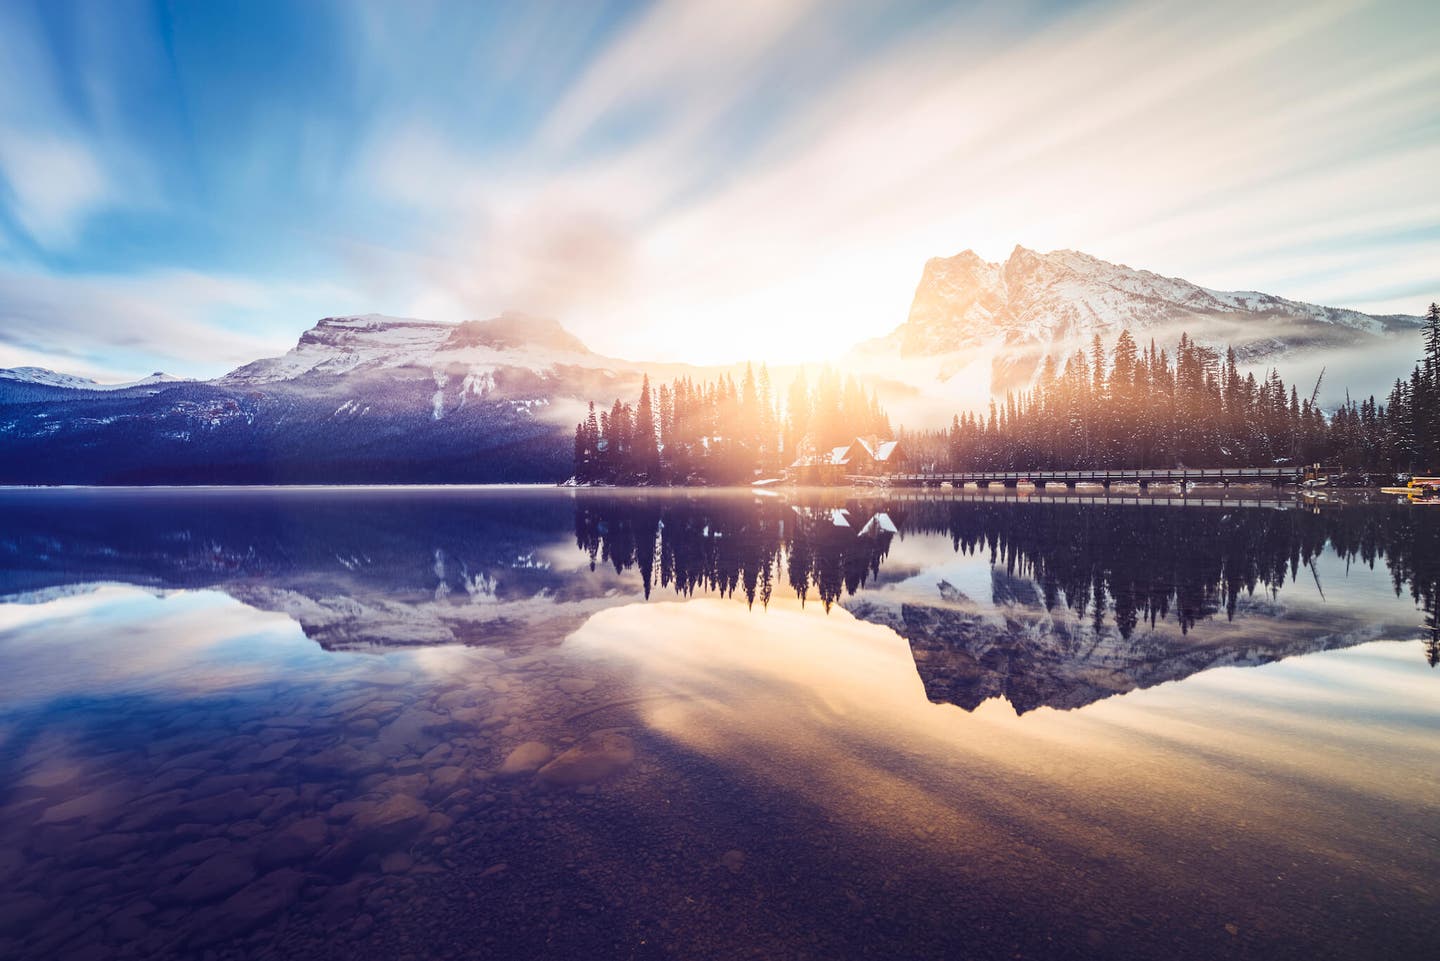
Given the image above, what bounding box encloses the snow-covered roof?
[858,512,898,536]
[829,446,852,465]
[848,437,901,462]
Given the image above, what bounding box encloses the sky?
[0,0,1437,381]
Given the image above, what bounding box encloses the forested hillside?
[900,307,1440,474]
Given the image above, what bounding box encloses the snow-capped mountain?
[215,311,612,427]
[0,313,639,485]
[0,367,186,391]
[851,245,1424,400]
[221,312,597,387]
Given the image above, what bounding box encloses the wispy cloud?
[343,0,1438,363]
[0,132,112,245]
[0,0,1436,377]
[0,267,357,379]
[537,0,820,154]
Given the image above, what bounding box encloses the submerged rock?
[380,852,413,874]
[300,747,386,777]
[536,731,635,787]
[258,817,328,867]
[254,738,301,764]
[349,795,429,848]
[160,837,232,869]
[497,742,552,776]
[19,761,83,790]
[192,867,304,946]
[169,849,258,903]
[426,765,466,800]
[37,788,118,825]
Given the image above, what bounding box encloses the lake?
[0,487,1436,960]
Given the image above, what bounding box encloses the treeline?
[894,499,1432,637]
[902,309,1440,473]
[574,496,894,609]
[573,366,889,485]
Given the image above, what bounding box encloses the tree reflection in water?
[574,494,1440,656]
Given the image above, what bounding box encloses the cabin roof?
[850,437,901,462]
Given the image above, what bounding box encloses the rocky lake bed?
[1,489,1437,960]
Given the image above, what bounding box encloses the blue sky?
[0,0,1437,379]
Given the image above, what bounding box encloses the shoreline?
[0,481,1375,503]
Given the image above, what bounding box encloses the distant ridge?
[0,367,186,392]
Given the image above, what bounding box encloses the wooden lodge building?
[788,435,907,484]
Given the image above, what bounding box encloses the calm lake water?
[0,487,1436,960]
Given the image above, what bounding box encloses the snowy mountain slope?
[0,312,634,484]
[849,245,1425,405]
[0,367,187,391]
[221,312,604,387]
[219,315,458,384]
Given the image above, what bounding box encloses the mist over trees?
[573,366,890,485]
[575,307,1439,485]
[902,315,1440,475]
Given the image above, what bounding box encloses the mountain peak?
[874,243,1420,397]
[222,311,594,385]
[932,248,988,265]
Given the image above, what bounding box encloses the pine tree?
[584,402,601,481]
[573,423,588,483]
[1425,303,1440,369]
[633,375,659,480]
[658,383,673,451]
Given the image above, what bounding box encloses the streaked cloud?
[0,267,357,380]
[0,0,1435,377]
[0,133,112,245]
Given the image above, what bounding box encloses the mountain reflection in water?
[0,488,1437,961]
[3,488,1437,714]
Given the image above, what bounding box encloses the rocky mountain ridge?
[856,245,1423,395]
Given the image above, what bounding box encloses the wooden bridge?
[870,488,1314,510]
[859,465,1336,490]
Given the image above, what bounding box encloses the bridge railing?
[878,466,1335,484]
